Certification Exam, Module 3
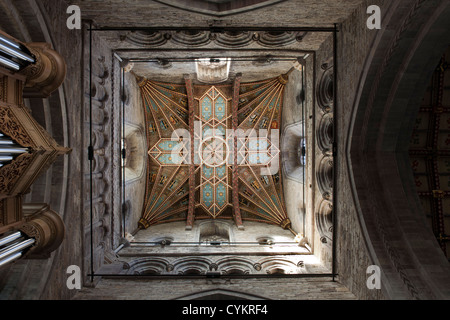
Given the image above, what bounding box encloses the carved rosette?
[257,31,306,47]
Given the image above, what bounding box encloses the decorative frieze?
[125,30,308,49]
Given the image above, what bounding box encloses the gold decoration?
[280,217,291,229]
[432,190,444,199]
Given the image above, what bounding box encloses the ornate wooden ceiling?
[137,72,294,234]
[409,49,450,260]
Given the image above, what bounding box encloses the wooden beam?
[184,75,196,230]
[232,73,244,230]
[429,63,446,254]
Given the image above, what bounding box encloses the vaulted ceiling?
[137,72,295,233]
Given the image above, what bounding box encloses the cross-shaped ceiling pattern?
[137,73,293,233]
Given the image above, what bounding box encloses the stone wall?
[71,0,363,28]
[334,0,386,300]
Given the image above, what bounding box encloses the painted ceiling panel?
[138,73,293,234]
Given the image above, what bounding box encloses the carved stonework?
[195,58,230,83]
[172,31,210,47]
[316,155,333,200]
[317,63,334,113]
[19,218,42,245]
[0,153,34,195]
[316,199,333,246]
[126,31,170,47]
[0,103,70,199]
[317,112,333,154]
[216,31,253,48]
[258,31,306,47]
[124,30,308,48]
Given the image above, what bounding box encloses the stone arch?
[257,256,301,274]
[316,112,333,154]
[172,30,211,47]
[126,257,171,275]
[175,288,268,300]
[215,256,256,275]
[256,31,306,47]
[316,155,333,200]
[125,30,169,47]
[315,199,333,247]
[215,31,254,48]
[347,1,450,299]
[316,63,334,113]
[172,256,212,275]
